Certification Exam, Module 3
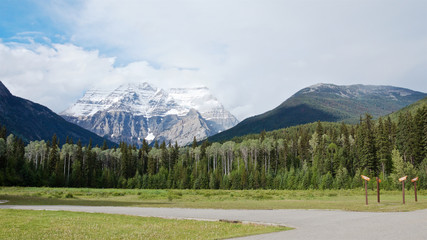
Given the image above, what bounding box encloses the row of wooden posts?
[360,175,419,205]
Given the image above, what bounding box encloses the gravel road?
[1,205,426,239]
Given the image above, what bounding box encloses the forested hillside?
[0,104,426,190]
[209,84,426,142]
[387,97,427,122]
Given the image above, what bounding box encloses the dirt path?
[1,205,426,239]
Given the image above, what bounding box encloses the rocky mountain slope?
[61,83,238,146]
[208,83,427,142]
[0,81,113,146]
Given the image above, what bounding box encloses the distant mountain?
[61,82,238,146]
[208,83,427,142]
[0,81,114,146]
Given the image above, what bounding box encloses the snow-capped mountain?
[61,82,239,145]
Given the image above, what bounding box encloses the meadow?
[1,187,426,212]
[0,209,288,240]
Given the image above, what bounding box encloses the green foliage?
[320,172,334,190]
[0,100,426,191]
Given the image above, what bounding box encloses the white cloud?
[2,0,427,120]
[0,42,205,113]
[0,42,111,111]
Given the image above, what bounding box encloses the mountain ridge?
[208,83,426,142]
[0,81,114,146]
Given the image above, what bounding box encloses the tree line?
[0,106,426,190]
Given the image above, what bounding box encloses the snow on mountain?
[63,83,184,118]
[300,83,418,100]
[61,82,238,146]
[168,87,222,115]
[168,87,238,130]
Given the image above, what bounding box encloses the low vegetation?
[1,187,425,212]
[0,209,288,240]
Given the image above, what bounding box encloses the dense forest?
[0,106,426,190]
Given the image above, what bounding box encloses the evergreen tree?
[120,142,130,178]
[70,140,83,187]
[376,117,392,176]
[192,137,198,149]
[141,139,150,174]
[360,114,378,174]
[412,107,426,166]
[85,139,95,186]
[48,134,60,186]
[315,121,324,145]
[102,140,108,150]
[396,112,414,163]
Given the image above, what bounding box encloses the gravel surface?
[1,205,426,240]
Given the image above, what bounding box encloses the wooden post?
[412,177,419,202]
[365,180,368,205]
[399,176,407,204]
[376,177,380,203]
[414,181,417,202]
[361,175,370,205]
[402,180,405,204]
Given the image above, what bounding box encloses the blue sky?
[0,0,66,44]
[1,0,427,120]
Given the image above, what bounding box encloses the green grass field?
[0,209,288,240]
[1,187,426,212]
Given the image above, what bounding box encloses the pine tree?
[192,137,198,149]
[315,121,324,145]
[396,112,413,163]
[170,142,179,171]
[413,107,426,166]
[72,140,84,187]
[85,139,94,186]
[48,134,60,186]
[102,140,108,150]
[0,125,7,139]
[141,139,150,174]
[360,114,378,174]
[159,141,167,170]
[298,128,310,165]
[120,142,130,178]
[0,138,6,176]
[376,117,392,176]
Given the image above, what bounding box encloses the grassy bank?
[0,209,287,240]
[1,187,426,212]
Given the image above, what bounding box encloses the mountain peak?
[308,83,336,88]
[61,82,239,145]
[0,81,12,97]
[300,83,340,94]
[117,82,156,92]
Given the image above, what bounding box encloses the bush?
[112,192,125,196]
